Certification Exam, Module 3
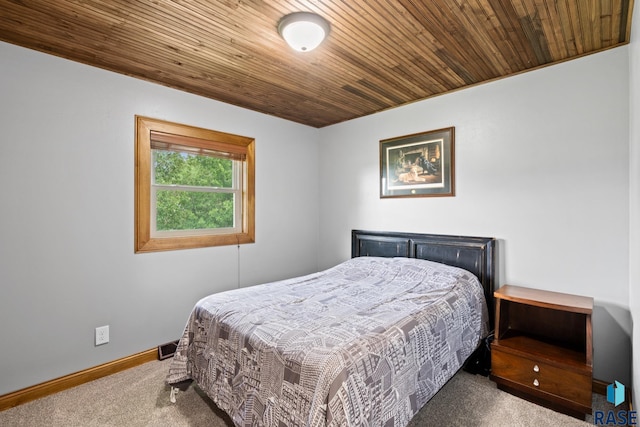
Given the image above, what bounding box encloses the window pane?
[156,190,234,231]
[153,150,233,188]
[135,116,254,253]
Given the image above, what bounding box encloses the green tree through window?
[153,151,234,231]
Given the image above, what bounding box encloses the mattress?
[167,256,489,426]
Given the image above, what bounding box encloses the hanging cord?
[236,235,241,288]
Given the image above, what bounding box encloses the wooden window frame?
[135,116,255,253]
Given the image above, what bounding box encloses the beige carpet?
[0,359,607,426]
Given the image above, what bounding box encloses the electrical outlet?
[95,325,109,346]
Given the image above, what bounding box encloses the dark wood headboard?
[351,229,497,324]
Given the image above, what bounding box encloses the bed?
[167,230,496,426]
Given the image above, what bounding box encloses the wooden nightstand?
[490,285,593,419]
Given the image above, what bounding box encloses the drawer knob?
[533,379,540,387]
[533,365,540,373]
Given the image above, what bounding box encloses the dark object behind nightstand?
[464,333,494,376]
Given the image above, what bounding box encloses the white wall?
[0,42,320,395]
[629,4,640,404]
[1,33,634,396]
[318,47,631,384]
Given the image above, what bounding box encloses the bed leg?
[170,386,178,403]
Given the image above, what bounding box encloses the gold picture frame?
[380,127,455,198]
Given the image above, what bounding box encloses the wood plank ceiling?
[0,1,634,128]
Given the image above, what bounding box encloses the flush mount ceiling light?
[278,12,330,52]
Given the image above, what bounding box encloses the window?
[135,116,254,252]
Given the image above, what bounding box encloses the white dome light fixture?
[278,12,330,52]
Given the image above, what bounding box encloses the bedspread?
[167,256,489,427]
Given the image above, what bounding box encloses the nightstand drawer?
[492,348,591,406]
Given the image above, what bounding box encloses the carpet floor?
[0,358,611,426]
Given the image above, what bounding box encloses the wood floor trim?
[0,348,157,411]
[593,378,609,396]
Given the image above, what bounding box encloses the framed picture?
[380,127,455,198]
